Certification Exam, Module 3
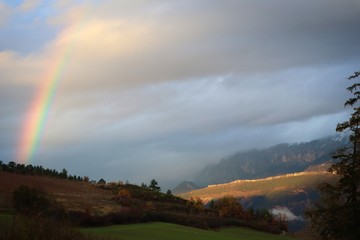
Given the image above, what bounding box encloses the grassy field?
[82,222,294,240]
[0,212,14,235]
[0,213,293,240]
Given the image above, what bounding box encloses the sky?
[1,0,360,189]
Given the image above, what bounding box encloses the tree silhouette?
[149,179,161,192]
[98,178,106,185]
[306,70,360,240]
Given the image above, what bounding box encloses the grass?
[0,212,14,235]
[82,222,294,240]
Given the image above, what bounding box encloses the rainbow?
[17,9,88,164]
[17,48,69,164]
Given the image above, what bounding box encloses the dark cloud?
[49,0,360,91]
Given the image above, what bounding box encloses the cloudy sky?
[1,0,360,189]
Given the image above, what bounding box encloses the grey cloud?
[0,0,359,187]
[52,0,360,92]
[42,65,350,151]
[32,110,345,189]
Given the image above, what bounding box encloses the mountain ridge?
[181,169,338,231]
[194,135,347,185]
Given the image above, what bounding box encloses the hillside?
[195,136,346,185]
[0,170,287,234]
[182,170,337,231]
[0,171,121,215]
[182,171,336,203]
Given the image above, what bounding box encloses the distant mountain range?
[172,135,348,231]
[172,181,201,195]
[194,135,347,185]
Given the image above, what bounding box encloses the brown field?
[0,172,121,215]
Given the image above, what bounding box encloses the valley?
[0,136,348,238]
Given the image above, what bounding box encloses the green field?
[82,222,293,240]
[0,212,14,235]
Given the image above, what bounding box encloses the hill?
[0,171,121,215]
[181,170,338,231]
[0,169,286,234]
[195,136,346,185]
[181,171,336,203]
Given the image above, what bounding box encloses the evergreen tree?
[149,179,161,192]
[306,70,360,240]
[98,178,106,185]
[60,168,68,179]
[141,182,148,189]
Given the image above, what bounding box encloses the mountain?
[195,135,347,185]
[181,170,338,231]
[172,181,201,195]
[182,171,336,203]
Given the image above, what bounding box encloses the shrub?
[12,185,65,219]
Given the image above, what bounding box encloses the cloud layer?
[0,0,359,188]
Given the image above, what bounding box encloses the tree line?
[0,161,84,182]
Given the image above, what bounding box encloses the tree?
[149,179,161,192]
[60,168,68,179]
[7,161,16,172]
[98,178,106,185]
[306,70,360,240]
[187,197,205,212]
[83,176,89,183]
[213,195,243,218]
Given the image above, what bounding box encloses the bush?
[12,185,51,213]
[12,185,66,219]
[5,186,108,240]
[212,195,244,218]
[0,215,97,240]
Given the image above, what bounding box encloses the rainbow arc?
[17,10,89,164]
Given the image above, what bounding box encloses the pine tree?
[306,70,360,240]
[149,179,161,192]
